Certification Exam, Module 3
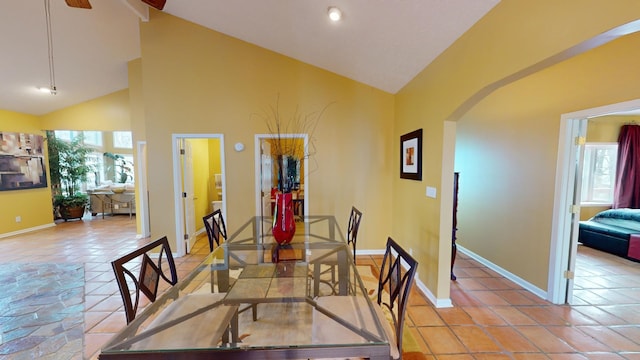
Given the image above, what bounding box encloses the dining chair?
[312,237,418,359]
[203,209,227,252]
[315,207,363,295]
[204,209,258,320]
[111,236,178,324]
[112,236,240,346]
[347,206,363,263]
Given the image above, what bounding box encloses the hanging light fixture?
[44,0,57,95]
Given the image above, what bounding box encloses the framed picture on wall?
[0,132,48,191]
[400,129,422,180]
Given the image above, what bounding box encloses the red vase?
[272,192,296,244]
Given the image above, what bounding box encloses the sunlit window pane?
[581,143,617,205]
[113,131,132,149]
[83,131,102,147]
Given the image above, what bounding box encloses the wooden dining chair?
[111,236,178,324]
[203,209,227,252]
[312,237,418,359]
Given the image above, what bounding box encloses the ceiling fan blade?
[65,0,92,9]
[141,0,166,10]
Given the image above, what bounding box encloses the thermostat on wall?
[234,142,245,152]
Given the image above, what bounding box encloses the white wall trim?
[172,133,226,257]
[0,222,56,239]
[458,245,547,300]
[550,98,640,303]
[356,249,452,308]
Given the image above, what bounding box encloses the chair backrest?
[203,209,227,252]
[346,206,363,262]
[377,237,418,356]
[111,236,178,324]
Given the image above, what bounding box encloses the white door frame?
[172,133,226,257]
[136,141,150,238]
[254,134,309,218]
[549,98,640,304]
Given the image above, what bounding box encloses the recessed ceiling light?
[328,6,342,22]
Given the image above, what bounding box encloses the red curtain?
[613,124,640,208]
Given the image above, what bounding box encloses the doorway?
[550,98,640,304]
[254,134,309,221]
[172,134,226,256]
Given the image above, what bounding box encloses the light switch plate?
[426,186,437,198]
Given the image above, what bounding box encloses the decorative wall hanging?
[400,129,422,180]
[0,132,48,191]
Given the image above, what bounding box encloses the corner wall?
[394,0,640,300]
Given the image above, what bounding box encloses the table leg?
[313,263,321,296]
[337,250,347,295]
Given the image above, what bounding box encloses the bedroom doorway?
[551,98,640,304]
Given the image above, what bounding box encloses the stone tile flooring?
[0,263,84,359]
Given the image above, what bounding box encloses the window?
[53,130,102,147]
[581,143,618,205]
[83,131,103,147]
[113,131,133,149]
[118,153,134,183]
[85,152,104,189]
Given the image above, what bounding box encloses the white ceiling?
[0,0,499,116]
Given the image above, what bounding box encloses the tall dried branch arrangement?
[254,96,333,192]
[256,96,332,160]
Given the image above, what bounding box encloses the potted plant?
[47,131,95,220]
[103,152,133,183]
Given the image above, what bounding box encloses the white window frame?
[580,142,618,206]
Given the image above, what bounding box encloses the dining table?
[98,215,391,360]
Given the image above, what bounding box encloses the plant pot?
[272,192,296,244]
[61,205,85,221]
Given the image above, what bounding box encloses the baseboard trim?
[356,249,453,308]
[0,223,57,239]
[457,245,548,300]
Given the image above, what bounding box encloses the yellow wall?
[138,10,395,252]
[454,31,640,290]
[41,89,131,131]
[395,0,640,299]
[0,110,54,234]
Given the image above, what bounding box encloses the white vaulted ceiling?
[0,0,499,115]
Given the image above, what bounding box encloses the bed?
[578,208,640,261]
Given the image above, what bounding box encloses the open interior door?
[565,118,588,304]
[181,139,197,253]
[260,140,273,218]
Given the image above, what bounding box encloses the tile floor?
[0,215,639,359]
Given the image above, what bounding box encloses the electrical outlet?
[15,216,21,223]
[409,248,413,256]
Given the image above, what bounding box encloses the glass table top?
[99,216,390,360]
